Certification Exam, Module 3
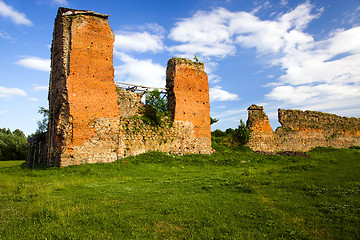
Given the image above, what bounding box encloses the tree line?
[0,128,28,161]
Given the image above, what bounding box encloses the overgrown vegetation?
[0,128,28,161]
[210,117,219,125]
[212,119,251,151]
[141,89,170,126]
[0,145,359,239]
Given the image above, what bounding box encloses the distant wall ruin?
[246,104,360,152]
[29,8,212,167]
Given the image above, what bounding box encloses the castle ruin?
[27,8,360,167]
[28,8,212,167]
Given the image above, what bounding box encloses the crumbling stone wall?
[247,105,360,152]
[38,8,212,167]
[116,89,144,118]
[246,105,276,152]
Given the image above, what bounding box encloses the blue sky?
[1,0,360,135]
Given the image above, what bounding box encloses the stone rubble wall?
[116,89,144,118]
[60,117,212,167]
[247,105,360,152]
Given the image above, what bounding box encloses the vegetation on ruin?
[136,89,170,127]
[1,144,359,239]
[212,119,251,148]
[145,89,167,113]
[210,117,219,125]
[32,107,49,141]
[171,57,204,68]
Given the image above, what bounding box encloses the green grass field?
[0,147,359,239]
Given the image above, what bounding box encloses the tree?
[233,120,251,146]
[0,128,28,160]
[145,89,167,113]
[34,107,49,140]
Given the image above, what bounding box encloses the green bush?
[211,120,251,151]
[211,129,227,137]
[233,120,251,146]
[145,89,167,113]
[0,128,28,160]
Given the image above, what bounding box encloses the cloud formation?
[52,0,70,6]
[16,57,51,72]
[167,3,360,112]
[114,52,165,88]
[0,86,27,99]
[209,86,240,101]
[0,1,32,26]
[33,85,48,91]
[115,32,164,53]
[168,8,235,59]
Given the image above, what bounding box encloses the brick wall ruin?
[166,58,211,147]
[31,8,212,167]
[28,7,360,167]
[246,105,360,152]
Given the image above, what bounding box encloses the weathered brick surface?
[48,8,119,166]
[246,105,276,152]
[247,105,360,152]
[166,58,211,148]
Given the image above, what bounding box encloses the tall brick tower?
[166,58,211,148]
[48,8,119,166]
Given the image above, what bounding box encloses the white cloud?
[196,2,360,115]
[114,52,166,88]
[52,0,70,5]
[0,110,9,115]
[33,85,48,91]
[168,8,236,59]
[115,31,164,53]
[0,31,11,39]
[280,0,288,6]
[209,86,239,102]
[267,84,360,105]
[208,74,222,84]
[0,86,27,99]
[38,0,71,7]
[112,3,360,115]
[114,23,165,53]
[0,1,32,26]
[27,97,38,101]
[139,23,165,35]
[16,57,50,72]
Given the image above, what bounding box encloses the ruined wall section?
[166,58,212,151]
[43,8,214,167]
[69,118,207,165]
[48,8,119,166]
[246,105,360,152]
[246,105,276,152]
[116,88,144,118]
[278,109,360,135]
[48,8,72,166]
[275,109,360,151]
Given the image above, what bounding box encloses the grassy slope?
[0,148,359,239]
